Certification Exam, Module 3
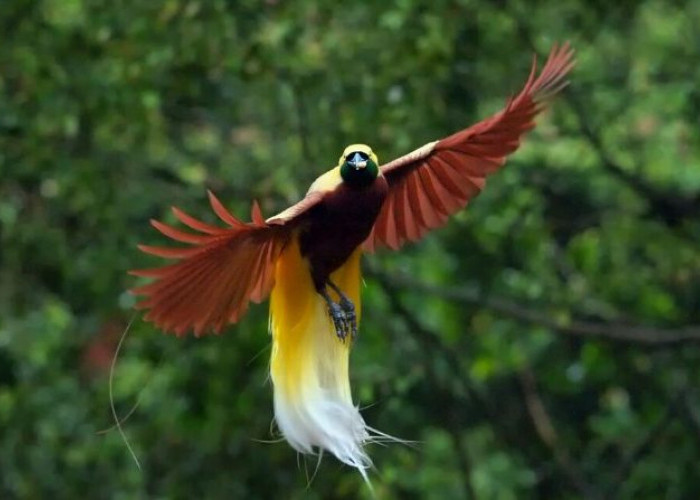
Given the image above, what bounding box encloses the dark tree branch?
[518,368,599,499]
[448,431,478,500]
[374,278,479,499]
[681,391,700,442]
[366,264,700,346]
[372,270,561,498]
[290,80,312,165]
[565,92,700,227]
[608,395,677,499]
[501,3,700,228]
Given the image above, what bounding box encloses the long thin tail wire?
[108,313,142,470]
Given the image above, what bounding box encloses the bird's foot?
[327,301,350,341]
[338,297,357,339]
[322,283,358,341]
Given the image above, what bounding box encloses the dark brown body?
[299,176,388,291]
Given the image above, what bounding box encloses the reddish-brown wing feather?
[130,190,322,336]
[365,43,575,252]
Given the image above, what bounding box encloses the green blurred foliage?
[2,0,700,498]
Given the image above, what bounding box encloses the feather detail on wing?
[364,42,575,252]
[130,190,323,336]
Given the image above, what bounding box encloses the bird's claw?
[326,299,357,341]
[327,302,349,341]
[339,297,357,340]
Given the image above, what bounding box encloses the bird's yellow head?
[338,144,379,188]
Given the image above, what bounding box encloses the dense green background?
[2,0,700,498]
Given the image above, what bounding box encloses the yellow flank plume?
[269,236,371,477]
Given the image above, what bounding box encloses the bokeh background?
[2,0,700,498]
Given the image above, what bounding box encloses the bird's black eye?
[345,151,369,162]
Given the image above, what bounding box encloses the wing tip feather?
[370,42,574,252]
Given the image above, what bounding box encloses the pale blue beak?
[348,152,368,169]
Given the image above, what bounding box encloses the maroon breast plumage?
[299,176,389,291]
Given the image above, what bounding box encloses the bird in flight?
[130,43,575,481]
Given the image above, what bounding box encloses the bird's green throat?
[340,157,379,188]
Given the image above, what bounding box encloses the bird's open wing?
[364,43,575,252]
[130,190,323,336]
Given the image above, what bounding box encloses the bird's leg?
[320,288,348,340]
[327,280,357,339]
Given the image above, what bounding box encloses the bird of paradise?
[130,43,575,481]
